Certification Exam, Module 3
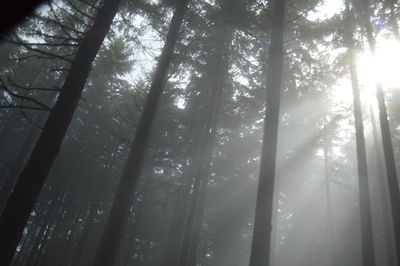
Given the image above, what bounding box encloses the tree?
[249,0,285,265]
[355,0,400,263]
[344,3,375,265]
[0,0,123,264]
[92,1,190,265]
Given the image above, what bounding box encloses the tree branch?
[7,77,61,92]
[6,35,75,63]
[0,79,52,110]
[0,105,50,111]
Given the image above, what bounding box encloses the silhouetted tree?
[356,0,400,263]
[92,1,190,265]
[249,0,285,265]
[0,0,123,264]
[344,3,375,265]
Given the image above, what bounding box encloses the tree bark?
[0,0,122,264]
[343,5,376,265]
[91,1,189,266]
[349,48,376,266]
[249,0,285,265]
[370,107,397,266]
[356,0,400,264]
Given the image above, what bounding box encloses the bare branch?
[19,108,44,129]
[78,0,99,11]
[56,3,91,29]
[6,35,75,63]
[67,0,95,21]
[0,79,52,111]
[33,14,85,36]
[30,30,81,44]
[50,67,70,72]
[7,78,61,92]
[284,2,321,26]
[0,105,50,111]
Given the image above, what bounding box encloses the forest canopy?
[1,0,400,266]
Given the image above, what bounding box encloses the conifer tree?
[249,0,285,265]
[0,0,122,264]
[92,1,190,265]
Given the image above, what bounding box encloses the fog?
[0,0,399,266]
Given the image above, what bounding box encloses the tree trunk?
[179,20,232,266]
[349,47,376,266]
[370,107,397,266]
[70,159,113,266]
[249,0,285,265]
[356,0,400,263]
[91,1,189,266]
[343,6,376,263]
[323,128,337,266]
[0,0,122,264]
[0,93,54,215]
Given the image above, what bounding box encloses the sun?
[356,39,400,100]
[331,39,400,109]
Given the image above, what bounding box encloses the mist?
[0,0,399,266]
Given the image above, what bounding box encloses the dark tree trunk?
[0,0,122,264]
[180,29,232,266]
[161,161,194,266]
[349,48,376,266]
[162,4,233,265]
[343,6,376,264]
[370,107,397,266]
[356,0,400,263]
[249,0,285,265]
[0,93,53,215]
[70,160,113,266]
[91,1,189,266]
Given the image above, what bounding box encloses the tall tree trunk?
[249,0,285,265]
[356,0,400,263]
[348,48,376,266]
[91,1,189,266]
[370,107,397,266]
[0,0,122,264]
[0,93,54,215]
[161,158,195,266]
[179,10,232,266]
[70,158,113,266]
[323,128,337,266]
[343,5,376,263]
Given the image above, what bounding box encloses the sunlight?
[330,39,400,109]
[357,39,400,96]
[307,0,344,21]
[331,78,353,106]
[357,40,400,89]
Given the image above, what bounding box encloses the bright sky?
[307,0,344,21]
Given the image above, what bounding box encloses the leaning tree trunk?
[91,1,189,266]
[0,0,122,264]
[249,0,285,266]
[356,0,400,264]
[0,93,54,215]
